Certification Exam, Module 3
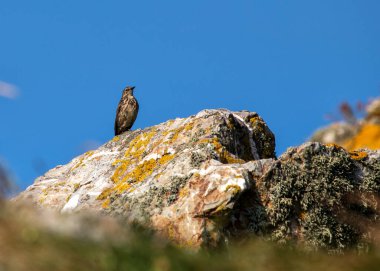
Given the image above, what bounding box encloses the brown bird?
[114,86,139,135]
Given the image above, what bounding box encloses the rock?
[15,109,276,247]
[14,109,380,251]
[238,142,380,251]
[310,98,380,151]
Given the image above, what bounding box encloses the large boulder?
[16,109,275,247]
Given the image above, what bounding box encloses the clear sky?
[1,1,379,190]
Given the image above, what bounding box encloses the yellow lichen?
[72,183,80,191]
[102,198,111,209]
[107,128,176,199]
[167,121,195,143]
[198,137,245,164]
[192,172,201,179]
[111,154,175,195]
[224,184,241,196]
[112,136,120,142]
[249,116,261,125]
[66,194,72,202]
[158,153,175,165]
[70,151,95,172]
[96,187,113,200]
[178,187,189,199]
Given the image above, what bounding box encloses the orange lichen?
[325,143,344,149]
[349,150,368,161]
[343,124,380,151]
[112,136,120,142]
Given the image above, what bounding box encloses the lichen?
[256,143,371,251]
[167,121,195,143]
[70,151,95,172]
[224,184,241,196]
[248,115,276,159]
[349,150,368,161]
[344,124,380,151]
[102,127,176,207]
[102,198,111,209]
[198,137,245,164]
[73,183,80,192]
[112,136,120,142]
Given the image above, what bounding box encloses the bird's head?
[123,86,135,96]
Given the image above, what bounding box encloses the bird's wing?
[124,98,139,130]
[130,99,139,125]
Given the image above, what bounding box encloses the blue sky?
[1,1,379,190]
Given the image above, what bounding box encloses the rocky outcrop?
[16,109,275,247]
[311,98,380,151]
[15,109,380,251]
[252,143,380,251]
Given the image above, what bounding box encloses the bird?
[114,86,139,135]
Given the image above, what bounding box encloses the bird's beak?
[131,86,135,90]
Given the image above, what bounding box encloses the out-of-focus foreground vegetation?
[0,201,379,271]
[2,175,380,271]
